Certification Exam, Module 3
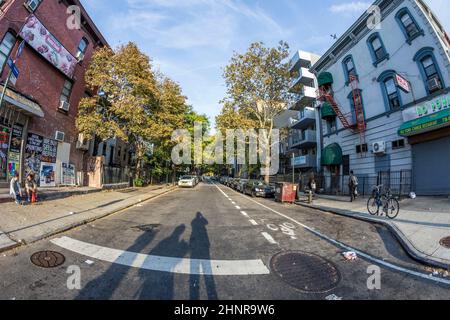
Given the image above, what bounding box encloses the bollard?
[308,190,313,204]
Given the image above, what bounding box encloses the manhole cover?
[30,251,65,268]
[132,224,161,232]
[440,237,450,249]
[270,251,341,293]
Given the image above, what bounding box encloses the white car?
[178,175,196,188]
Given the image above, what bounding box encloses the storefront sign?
[9,125,23,154]
[40,162,56,187]
[402,94,450,122]
[399,108,450,136]
[19,15,77,78]
[61,163,76,186]
[395,74,410,93]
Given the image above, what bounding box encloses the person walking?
[25,173,38,203]
[10,171,23,205]
[349,170,359,202]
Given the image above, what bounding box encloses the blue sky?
[80,0,450,127]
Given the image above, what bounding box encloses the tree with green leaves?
[218,41,293,182]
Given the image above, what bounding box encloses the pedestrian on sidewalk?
[10,171,23,205]
[349,170,358,202]
[25,172,38,204]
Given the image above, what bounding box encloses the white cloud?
[329,1,371,14]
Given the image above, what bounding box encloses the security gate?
[412,136,450,195]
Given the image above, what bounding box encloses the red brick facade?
[0,0,107,185]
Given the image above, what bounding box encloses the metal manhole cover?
[270,251,341,293]
[440,237,450,249]
[30,251,65,268]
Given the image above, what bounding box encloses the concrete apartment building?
[310,0,450,195]
[0,0,112,187]
[275,50,321,175]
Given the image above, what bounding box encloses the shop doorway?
[0,126,10,182]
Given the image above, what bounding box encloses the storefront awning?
[398,108,450,137]
[0,84,44,118]
[321,102,337,119]
[321,143,343,166]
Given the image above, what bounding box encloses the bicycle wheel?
[367,197,379,215]
[385,197,400,219]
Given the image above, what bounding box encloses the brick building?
[0,0,108,187]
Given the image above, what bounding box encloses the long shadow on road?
[76,211,218,300]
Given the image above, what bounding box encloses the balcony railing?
[289,109,315,129]
[289,129,317,148]
[289,67,315,92]
[290,86,317,110]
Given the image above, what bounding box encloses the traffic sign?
[16,40,25,59]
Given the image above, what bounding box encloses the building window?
[24,0,43,12]
[0,32,15,74]
[367,33,389,67]
[326,118,337,134]
[76,37,88,58]
[377,69,403,111]
[356,144,368,154]
[395,7,424,44]
[413,47,445,95]
[60,80,73,103]
[342,55,358,85]
[392,139,405,149]
[347,89,365,124]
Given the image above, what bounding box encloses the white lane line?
[261,232,277,244]
[51,236,270,276]
[241,211,249,217]
[214,183,450,285]
[249,219,258,226]
[231,201,236,205]
[235,206,241,210]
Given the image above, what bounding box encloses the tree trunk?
[134,143,145,181]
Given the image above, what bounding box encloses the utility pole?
[292,153,295,185]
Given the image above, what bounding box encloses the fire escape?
[318,74,366,148]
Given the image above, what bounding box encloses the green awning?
[321,143,343,166]
[318,72,333,87]
[398,108,450,136]
[321,102,336,119]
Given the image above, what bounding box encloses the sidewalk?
[296,194,450,269]
[0,186,103,204]
[0,184,177,252]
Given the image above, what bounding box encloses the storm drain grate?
[439,237,450,249]
[30,251,65,268]
[132,224,161,232]
[270,251,341,293]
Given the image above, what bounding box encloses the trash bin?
[275,182,297,203]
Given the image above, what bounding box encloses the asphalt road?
[0,182,449,300]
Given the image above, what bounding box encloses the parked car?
[237,179,249,193]
[244,180,275,198]
[178,175,196,188]
[231,178,241,190]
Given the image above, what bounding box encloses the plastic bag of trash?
[343,251,358,261]
[409,192,416,199]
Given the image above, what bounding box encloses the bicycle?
[366,185,400,219]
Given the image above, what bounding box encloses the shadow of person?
[135,224,189,300]
[76,229,158,300]
[189,212,218,300]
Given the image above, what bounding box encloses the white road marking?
[214,183,450,285]
[241,211,249,217]
[235,206,241,210]
[51,236,270,276]
[231,201,236,205]
[249,219,258,226]
[261,232,277,244]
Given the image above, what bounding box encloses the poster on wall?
[8,152,20,178]
[41,138,58,163]
[10,124,23,154]
[61,163,76,186]
[19,15,77,78]
[24,133,43,182]
[39,162,56,187]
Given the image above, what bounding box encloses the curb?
[296,201,450,270]
[0,186,177,253]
